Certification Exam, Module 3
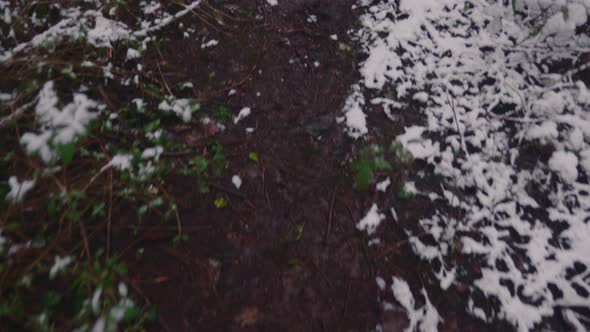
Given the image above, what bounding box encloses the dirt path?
[111,1,515,330]
[114,1,382,330]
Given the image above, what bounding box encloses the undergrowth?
[0,0,237,330]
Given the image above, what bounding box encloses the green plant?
[352,145,393,190]
[214,105,232,122]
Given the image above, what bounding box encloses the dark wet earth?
[109,1,513,331]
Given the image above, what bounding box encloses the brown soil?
[107,1,511,331]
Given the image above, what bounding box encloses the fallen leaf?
[234,307,259,327]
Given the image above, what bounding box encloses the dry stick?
[188,6,231,36]
[201,64,257,101]
[79,220,91,260]
[202,1,243,22]
[445,90,470,158]
[158,184,182,238]
[106,169,113,259]
[323,186,337,245]
[341,278,352,325]
[152,40,175,97]
[0,97,37,127]
[260,158,271,208]
[191,7,232,36]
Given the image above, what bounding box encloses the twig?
[79,220,91,260]
[323,187,337,245]
[0,97,37,127]
[107,169,113,258]
[158,184,182,238]
[445,90,470,158]
[152,40,175,97]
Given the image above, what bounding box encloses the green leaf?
[214,197,227,208]
[137,205,148,216]
[58,143,75,165]
[144,119,160,133]
[214,105,232,122]
[91,203,106,218]
[60,65,77,79]
[354,159,372,190]
[146,305,158,322]
[295,224,304,241]
[192,156,208,173]
[190,100,200,113]
[47,195,59,218]
[288,258,302,267]
[197,181,209,193]
[248,152,259,162]
[123,305,141,323]
[374,156,392,171]
[42,291,62,310]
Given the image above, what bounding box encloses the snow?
[266,0,278,6]
[20,81,100,163]
[91,288,102,314]
[376,177,391,192]
[49,255,73,279]
[396,126,439,160]
[201,39,218,49]
[232,175,242,189]
[403,181,418,195]
[391,277,441,332]
[390,207,399,222]
[356,204,385,235]
[6,176,35,202]
[102,154,133,172]
[339,85,367,138]
[376,277,386,290]
[158,98,194,122]
[234,107,251,124]
[87,16,130,48]
[141,146,163,161]
[548,151,579,184]
[350,0,590,329]
[126,48,140,60]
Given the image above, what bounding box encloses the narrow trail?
[121,1,385,330]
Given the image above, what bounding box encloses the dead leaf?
[234,307,259,327]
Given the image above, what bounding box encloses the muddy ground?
[104,1,509,331]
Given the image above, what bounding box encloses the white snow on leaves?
[20,81,101,163]
[6,176,36,202]
[158,98,196,123]
[0,1,203,61]
[351,0,590,330]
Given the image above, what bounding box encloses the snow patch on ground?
[391,277,441,332]
[234,107,251,124]
[339,84,367,139]
[356,204,385,235]
[351,0,590,330]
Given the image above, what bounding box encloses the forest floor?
[1,1,590,331]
